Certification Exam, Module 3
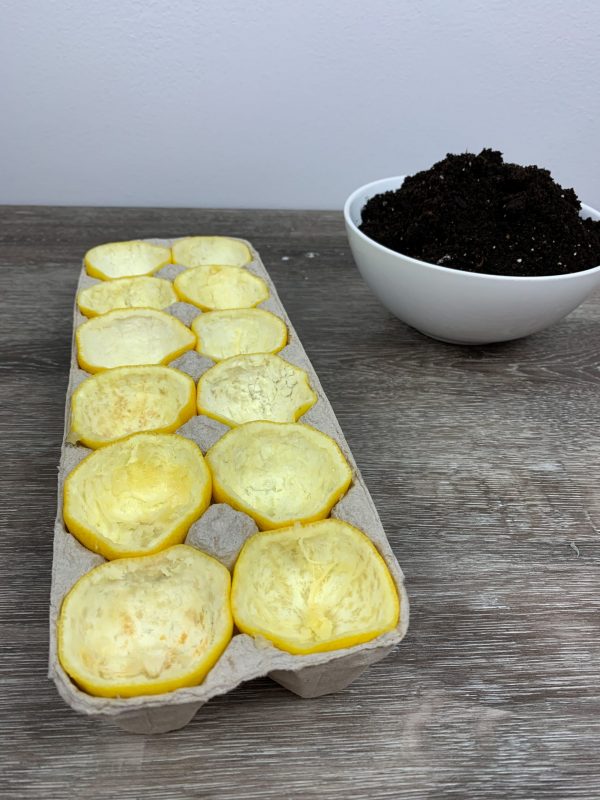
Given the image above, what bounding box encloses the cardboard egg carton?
[49,238,410,734]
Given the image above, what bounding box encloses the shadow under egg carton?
[49,237,410,734]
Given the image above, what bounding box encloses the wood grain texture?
[1,205,600,799]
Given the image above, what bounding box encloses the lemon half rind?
[205,422,353,530]
[75,308,196,374]
[85,241,171,281]
[63,434,212,560]
[58,546,233,698]
[172,236,252,268]
[68,366,196,449]
[174,265,269,311]
[191,308,288,361]
[197,354,318,427]
[77,277,177,318]
[231,521,400,655]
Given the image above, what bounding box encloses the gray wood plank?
[1,205,600,799]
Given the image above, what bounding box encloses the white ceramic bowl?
[344,176,600,344]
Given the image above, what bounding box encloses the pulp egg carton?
[49,238,410,734]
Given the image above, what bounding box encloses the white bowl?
[344,176,600,344]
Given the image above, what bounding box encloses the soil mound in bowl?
[359,149,600,277]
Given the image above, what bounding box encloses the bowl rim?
[343,175,600,283]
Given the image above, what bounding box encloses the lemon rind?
[192,308,288,361]
[231,522,400,655]
[57,547,232,698]
[171,236,252,268]
[68,366,197,449]
[63,434,212,560]
[85,241,172,282]
[173,266,269,311]
[75,308,196,374]
[77,277,178,318]
[206,422,353,530]
[196,355,318,427]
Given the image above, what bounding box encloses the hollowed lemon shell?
[68,365,196,449]
[172,236,251,268]
[231,520,400,655]
[63,433,212,560]
[76,308,195,373]
[58,545,232,698]
[77,276,177,317]
[197,353,317,427]
[192,308,287,361]
[205,421,352,530]
[85,241,171,281]
[174,264,269,311]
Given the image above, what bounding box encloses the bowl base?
[415,328,505,346]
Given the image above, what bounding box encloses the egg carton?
[48,237,410,734]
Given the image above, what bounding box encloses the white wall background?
[2,0,599,209]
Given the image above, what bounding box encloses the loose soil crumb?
[359,149,600,277]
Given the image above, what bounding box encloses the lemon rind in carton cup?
[49,236,409,734]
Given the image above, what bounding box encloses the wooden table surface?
[1,206,600,799]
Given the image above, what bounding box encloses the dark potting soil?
[359,149,600,277]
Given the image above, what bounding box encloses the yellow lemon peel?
[205,421,352,529]
[85,240,171,281]
[172,236,251,268]
[197,353,317,427]
[231,520,399,655]
[64,434,212,560]
[76,308,195,373]
[77,276,177,317]
[192,308,287,361]
[58,545,232,697]
[68,365,196,449]
[174,264,269,311]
